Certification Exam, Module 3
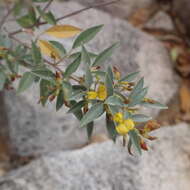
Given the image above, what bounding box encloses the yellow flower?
[116,123,129,135]
[115,118,135,135]
[113,112,123,123]
[87,91,98,100]
[123,119,135,130]
[97,84,107,100]
[86,84,107,101]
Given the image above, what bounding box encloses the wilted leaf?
[180,80,190,113]
[49,41,66,56]
[45,25,82,38]
[38,40,60,60]
[128,5,158,27]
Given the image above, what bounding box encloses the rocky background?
[0,0,190,189]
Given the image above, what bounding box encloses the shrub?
[0,0,167,155]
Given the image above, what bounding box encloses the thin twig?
[9,0,119,35]
[56,0,119,22]
[0,6,14,30]
[37,0,54,23]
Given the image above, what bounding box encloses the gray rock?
[70,0,156,19]
[145,11,174,30]
[4,1,178,155]
[0,123,190,190]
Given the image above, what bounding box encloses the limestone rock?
[0,123,190,190]
[4,1,178,155]
[70,0,156,19]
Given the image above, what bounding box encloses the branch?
[56,0,119,22]
[37,0,54,23]
[9,0,119,36]
[0,6,14,30]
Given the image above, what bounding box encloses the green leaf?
[0,71,6,90]
[87,122,94,140]
[43,12,56,25]
[36,6,56,25]
[105,95,123,106]
[73,25,103,48]
[106,114,117,141]
[68,100,85,114]
[92,71,106,77]
[141,101,168,109]
[17,72,35,93]
[64,55,81,78]
[85,64,93,89]
[108,105,119,115]
[13,0,24,16]
[80,103,104,127]
[92,43,119,67]
[32,42,42,65]
[128,130,142,155]
[32,69,55,81]
[17,8,37,28]
[119,71,139,82]
[81,46,91,65]
[6,57,19,74]
[40,79,51,106]
[129,78,144,99]
[56,90,64,111]
[69,52,81,60]
[129,87,148,107]
[70,100,83,120]
[105,67,114,97]
[131,114,152,122]
[0,35,11,48]
[69,90,85,100]
[49,41,66,57]
[62,81,72,101]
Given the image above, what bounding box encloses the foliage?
[0,0,167,155]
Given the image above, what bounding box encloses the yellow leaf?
[38,40,60,60]
[45,25,82,38]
